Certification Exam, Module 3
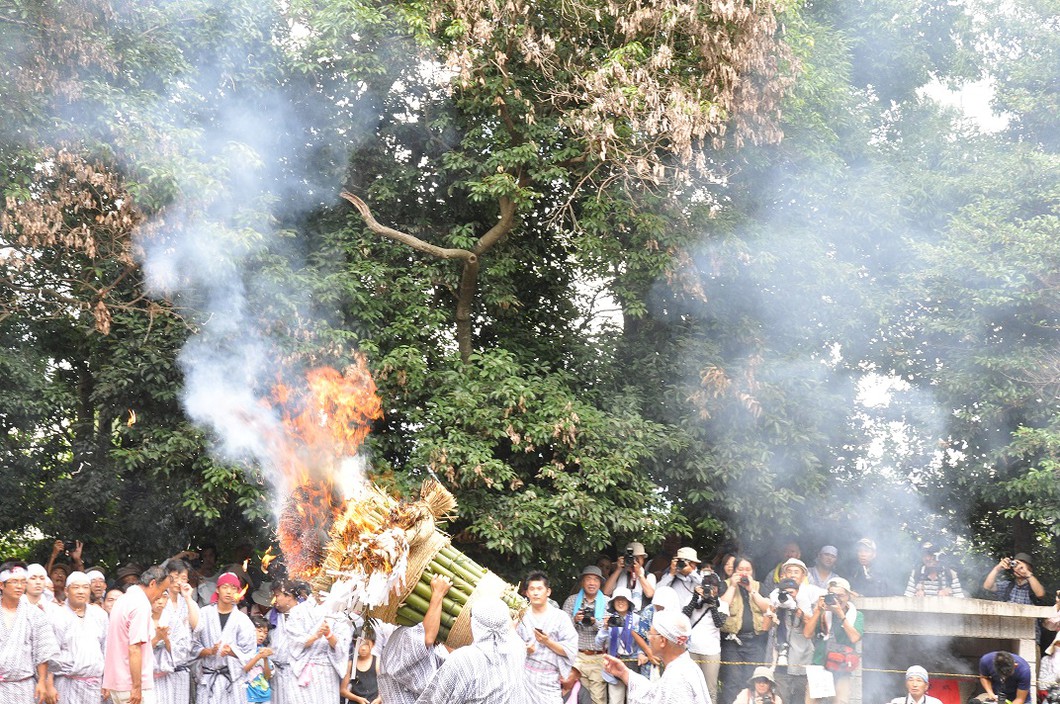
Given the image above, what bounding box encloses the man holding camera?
[683,565,728,704]
[983,553,1046,606]
[976,651,1030,704]
[803,578,863,704]
[658,547,702,607]
[563,566,610,704]
[604,543,656,609]
[767,559,820,704]
[720,557,776,704]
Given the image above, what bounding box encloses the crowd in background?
[2,535,1059,704]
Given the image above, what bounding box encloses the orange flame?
[271,355,383,579]
[127,409,137,426]
[238,583,249,600]
[261,547,276,573]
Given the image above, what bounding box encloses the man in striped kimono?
[0,561,61,704]
[267,579,303,704]
[152,586,193,704]
[52,572,108,704]
[282,588,351,704]
[192,572,257,704]
[415,597,529,704]
[516,571,577,704]
[377,575,452,704]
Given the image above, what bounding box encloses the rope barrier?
[690,658,980,678]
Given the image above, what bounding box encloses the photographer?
[563,566,610,704]
[975,651,1030,704]
[732,667,784,704]
[767,558,819,704]
[604,543,656,609]
[595,586,650,704]
[685,565,729,704]
[720,557,776,704]
[803,578,863,704]
[983,553,1046,605]
[658,547,702,607]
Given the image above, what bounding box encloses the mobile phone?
[534,627,545,634]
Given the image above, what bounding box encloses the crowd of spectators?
[1,535,1058,704]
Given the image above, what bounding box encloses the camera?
[607,612,624,628]
[625,547,635,560]
[760,694,774,704]
[824,593,838,606]
[62,540,77,553]
[739,575,750,588]
[579,604,595,627]
[778,590,792,603]
[676,559,687,570]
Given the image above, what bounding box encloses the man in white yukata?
[415,597,529,704]
[0,561,61,704]
[193,572,257,704]
[154,559,198,704]
[87,570,108,608]
[282,579,351,704]
[53,571,108,704]
[517,571,577,704]
[267,579,304,704]
[603,610,710,704]
[377,575,452,704]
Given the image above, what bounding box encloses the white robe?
[626,650,711,704]
[0,600,61,701]
[192,605,256,704]
[517,605,578,703]
[52,603,108,704]
[282,600,351,704]
[153,611,193,704]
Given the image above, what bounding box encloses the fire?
[261,547,276,573]
[127,409,137,426]
[238,583,249,601]
[271,355,383,580]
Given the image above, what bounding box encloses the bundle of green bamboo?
[310,478,527,647]
[387,542,527,645]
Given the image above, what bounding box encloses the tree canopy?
[3,0,1060,586]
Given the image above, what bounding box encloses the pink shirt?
[102,585,155,691]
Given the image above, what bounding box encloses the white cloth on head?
[624,650,710,704]
[414,598,529,704]
[650,586,680,612]
[652,611,690,646]
[27,563,48,577]
[66,571,91,587]
[378,623,446,704]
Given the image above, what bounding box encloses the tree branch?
[340,191,477,263]
[473,194,518,256]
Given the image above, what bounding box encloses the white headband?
[27,563,48,577]
[67,571,91,586]
[653,610,691,646]
[86,571,106,582]
[0,566,28,582]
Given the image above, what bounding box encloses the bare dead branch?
[340,191,477,263]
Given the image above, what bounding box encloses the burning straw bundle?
[288,478,526,647]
